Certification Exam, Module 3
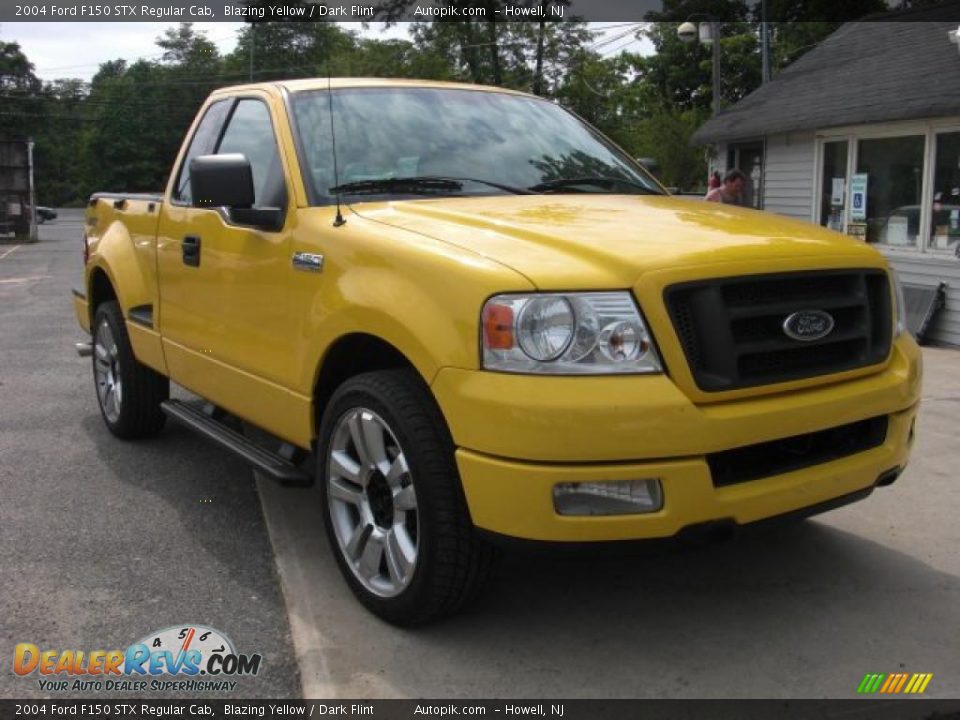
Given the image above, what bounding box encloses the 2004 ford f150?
[74,78,921,625]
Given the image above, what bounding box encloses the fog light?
[553,479,663,516]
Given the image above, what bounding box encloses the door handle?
[182,235,201,267]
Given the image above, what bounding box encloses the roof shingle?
[691,21,960,144]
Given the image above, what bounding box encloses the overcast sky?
[0,21,649,82]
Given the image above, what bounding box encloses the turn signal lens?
[482,303,514,349]
[891,269,907,337]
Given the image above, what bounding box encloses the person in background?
[708,171,721,190]
[705,169,747,205]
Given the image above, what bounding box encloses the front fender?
[292,212,534,397]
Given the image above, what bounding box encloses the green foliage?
[406,17,593,92]
[630,105,711,191]
[225,22,357,79]
[0,41,43,141]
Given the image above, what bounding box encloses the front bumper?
[433,336,921,542]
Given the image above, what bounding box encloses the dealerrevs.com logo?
[14,625,262,693]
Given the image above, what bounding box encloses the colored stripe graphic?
[857,674,885,694]
[917,674,934,693]
[858,673,933,694]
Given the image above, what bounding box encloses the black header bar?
[1,699,960,720]
[5,0,960,23]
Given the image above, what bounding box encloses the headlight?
[891,269,907,337]
[481,292,663,374]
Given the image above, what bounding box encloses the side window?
[216,99,286,208]
[172,100,230,203]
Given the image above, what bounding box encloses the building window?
[856,135,925,247]
[929,131,960,253]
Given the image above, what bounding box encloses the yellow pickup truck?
[74,78,921,625]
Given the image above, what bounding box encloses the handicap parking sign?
[850,173,868,221]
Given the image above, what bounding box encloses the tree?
[631,105,709,190]
[81,60,167,196]
[0,41,43,140]
[224,22,357,80]
[406,18,592,94]
[0,41,40,93]
[156,23,220,68]
[555,51,638,133]
[635,20,762,115]
[343,37,454,80]
[639,0,888,115]
[33,79,88,205]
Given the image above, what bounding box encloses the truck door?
[157,94,301,429]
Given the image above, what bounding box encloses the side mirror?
[190,153,283,231]
[191,154,255,208]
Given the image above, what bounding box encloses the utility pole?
[249,24,255,82]
[711,21,721,115]
[760,0,771,83]
[678,18,722,115]
[27,138,37,243]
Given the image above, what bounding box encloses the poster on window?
[850,173,868,221]
[831,177,845,206]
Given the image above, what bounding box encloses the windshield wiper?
[436,176,538,195]
[329,177,464,195]
[528,176,660,194]
[330,175,536,196]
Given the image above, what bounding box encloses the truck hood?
[350,194,884,288]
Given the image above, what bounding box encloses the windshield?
[290,86,663,203]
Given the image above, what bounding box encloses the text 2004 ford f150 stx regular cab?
[74,78,921,625]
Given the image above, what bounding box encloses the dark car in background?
[36,206,57,223]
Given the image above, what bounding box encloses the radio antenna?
[327,67,346,227]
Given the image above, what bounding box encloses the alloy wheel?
[94,319,123,423]
[326,408,419,597]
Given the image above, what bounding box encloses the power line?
[586,23,645,51]
[601,38,642,58]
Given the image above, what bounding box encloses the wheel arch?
[88,265,118,325]
[85,218,155,325]
[312,332,426,432]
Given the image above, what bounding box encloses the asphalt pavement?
[2,209,958,701]
[0,210,300,699]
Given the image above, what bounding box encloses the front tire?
[317,369,494,626]
[92,301,168,439]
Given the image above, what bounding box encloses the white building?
[693,18,960,346]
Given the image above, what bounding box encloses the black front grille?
[665,270,893,391]
[707,416,889,488]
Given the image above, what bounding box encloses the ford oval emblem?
[782,310,835,342]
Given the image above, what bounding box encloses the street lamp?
[678,18,721,116]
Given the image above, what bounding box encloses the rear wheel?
[92,301,168,439]
[318,369,495,626]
